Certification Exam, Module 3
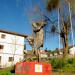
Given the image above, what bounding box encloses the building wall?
[0,32,24,68]
[69,47,75,56]
[40,54,48,58]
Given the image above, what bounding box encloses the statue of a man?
[32,21,46,55]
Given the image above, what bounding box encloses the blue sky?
[0,0,75,50]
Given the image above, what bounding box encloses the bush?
[49,58,75,72]
[50,58,66,69]
[62,64,75,72]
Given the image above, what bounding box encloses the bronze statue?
[27,21,46,62]
[32,21,46,55]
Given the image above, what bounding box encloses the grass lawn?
[53,72,75,75]
[0,67,75,75]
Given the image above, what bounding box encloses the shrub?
[49,58,75,72]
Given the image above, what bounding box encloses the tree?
[67,0,75,13]
[46,0,75,58]
[47,0,59,11]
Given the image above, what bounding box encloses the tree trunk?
[63,32,69,58]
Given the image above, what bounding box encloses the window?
[9,57,14,62]
[24,44,26,50]
[0,45,4,49]
[1,34,6,39]
[0,56,1,63]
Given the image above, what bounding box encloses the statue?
[27,36,34,47]
[27,36,35,54]
[26,15,51,61]
[32,21,46,56]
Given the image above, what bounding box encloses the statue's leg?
[37,49,41,62]
[35,48,38,55]
[32,47,35,55]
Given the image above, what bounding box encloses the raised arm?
[32,21,46,32]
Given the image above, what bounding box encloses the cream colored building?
[0,30,27,68]
[69,46,75,56]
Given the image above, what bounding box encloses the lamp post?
[58,7,60,50]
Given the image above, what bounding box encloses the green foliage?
[0,67,30,75]
[49,58,75,72]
